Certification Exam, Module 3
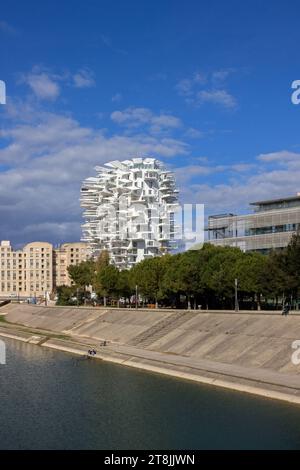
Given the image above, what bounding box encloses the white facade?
[80,157,179,269]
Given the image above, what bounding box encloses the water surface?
[0,338,300,449]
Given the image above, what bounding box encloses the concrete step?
[129,311,196,347]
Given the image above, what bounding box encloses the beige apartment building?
[0,240,53,299]
[53,242,89,287]
[0,241,89,299]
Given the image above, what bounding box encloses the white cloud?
[184,128,204,139]
[193,72,207,84]
[178,151,300,216]
[257,150,300,163]
[0,103,188,244]
[176,69,237,110]
[176,72,207,97]
[176,78,194,97]
[20,66,96,100]
[112,93,122,103]
[2,98,299,247]
[150,115,182,133]
[174,160,256,189]
[230,163,255,172]
[22,71,60,100]
[111,107,182,133]
[211,69,234,85]
[196,90,237,109]
[73,69,95,88]
[111,107,152,126]
[175,165,215,186]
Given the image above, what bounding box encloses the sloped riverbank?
[1,304,300,404]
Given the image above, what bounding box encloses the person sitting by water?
[87,349,97,357]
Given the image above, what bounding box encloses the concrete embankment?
[1,303,300,404]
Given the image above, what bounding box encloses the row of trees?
[56,233,300,310]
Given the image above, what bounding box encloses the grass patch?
[26,329,69,340]
[18,326,69,340]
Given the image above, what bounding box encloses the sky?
[1,0,300,246]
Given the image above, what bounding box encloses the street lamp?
[235,278,239,312]
[135,285,138,310]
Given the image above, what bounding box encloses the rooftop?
[209,213,236,219]
[250,194,300,206]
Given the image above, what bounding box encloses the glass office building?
[207,194,300,253]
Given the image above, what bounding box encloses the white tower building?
[80,157,179,269]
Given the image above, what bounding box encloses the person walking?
[282,303,290,316]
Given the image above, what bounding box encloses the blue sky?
[1,0,300,245]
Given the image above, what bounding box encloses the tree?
[160,253,182,307]
[95,264,120,305]
[234,252,267,309]
[62,237,300,310]
[283,232,300,301]
[95,250,110,271]
[167,251,202,309]
[117,269,135,305]
[131,256,169,307]
[259,250,287,307]
[192,243,221,309]
[56,285,76,306]
[68,259,95,288]
[204,246,243,308]
[162,248,213,309]
[280,230,300,308]
[92,251,110,302]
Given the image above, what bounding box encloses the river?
[0,338,300,449]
